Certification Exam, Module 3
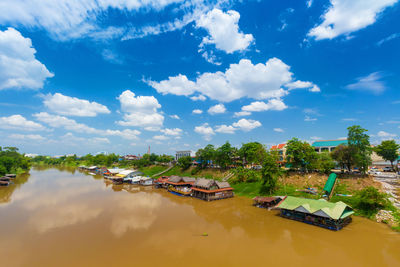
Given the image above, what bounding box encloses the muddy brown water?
[0,167,399,267]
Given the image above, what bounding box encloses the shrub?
[353,187,390,217]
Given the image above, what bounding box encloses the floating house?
[276,196,354,230]
[253,196,283,209]
[5,174,16,179]
[166,176,195,196]
[140,177,153,186]
[191,178,234,201]
[154,176,170,188]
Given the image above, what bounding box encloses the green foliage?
[214,141,236,169]
[316,152,336,174]
[347,125,372,174]
[374,140,400,170]
[195,144,216,168]
[259,151,282,195]
[231,166,259,183]
[352,187,390,217]
[238,142,267,165]
[0,147,31,175]
[285,138,318,171]
[331,144,356,172]
[178,156,192,170]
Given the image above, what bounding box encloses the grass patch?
[139,165,169,176]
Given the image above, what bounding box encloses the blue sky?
[0,0,399,156]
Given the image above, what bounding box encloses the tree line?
[0,147,31,176]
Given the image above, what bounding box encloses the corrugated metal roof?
[312,139,348,147]
[271,144,286,150]
[277,196,353,220]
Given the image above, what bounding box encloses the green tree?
[178,156,192,170]
[214,142,235,169]
[260,151,282,195]
[331,144,357,172]
[238,142,267,165]
[196,144,216,168]
[317,152,335,174]
[354,187,390,217]
[374,140,400,171]
[285,138,318,172]
[348,125,372,174]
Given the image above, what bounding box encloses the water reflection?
[0,167,399,267]
[0,172,30,203]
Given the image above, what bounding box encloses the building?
[270,143,286,163]
[175,150,195,161]
[312,139,348,153]
[191,178,234,201]
[166,176,195,196]
[276,196,354,230]
[123,155,140,160]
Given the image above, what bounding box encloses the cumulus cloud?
[190,95,207,101]
[233,111,251,117]
[242,99,288,112]
[169,114,180,119]
[308,0,398,40]
[286,80,321,92]
[0,0,187,40]
[117,90,164,130]
[0,28,53,90]
[196,8,254,53]
[149,74,196,96]
[194,123,215,141]
[0,114,47,131]
[208,104,226,115]
[153,135,169,141]
[149,58,319,102]
[192,109,203,114]
[9,133,45,141]
[43,93,110,117]
[161,128,182,136]
[274,128,284,133]
[232,119,262,132]
[346,72,386,94]
[377,131,397,139]
[34,112,141,140]
[215,125,236,134]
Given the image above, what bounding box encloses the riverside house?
[191,178,234,201]
[166,176,195,196]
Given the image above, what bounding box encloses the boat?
[253,196,283,209]
[140,177,153,186]
[5,174,16,179]
[0,180,10,186]
[166,176,195,196]
[191,178,234,201]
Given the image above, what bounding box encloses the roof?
[216,181,231,189]
[271,144,286,150]
[277,196,354,220]
[118,170,135,176]
[312,139,348,148]
[323,173,337,195]
[109,168,126,174]
[253,196,281,203]
[194,178,214,189]
[182,177,196,183]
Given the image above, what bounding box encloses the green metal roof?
[277,196,354,220]
[312,139,348,147]
[323,173,337,195]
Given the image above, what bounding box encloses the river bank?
[1,167,399,266]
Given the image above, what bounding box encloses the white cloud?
[242,99,288,112]
[273,128,284,133]
[308,0,398,40]
[286,80,320,92]
[306,0,313,8]
[192,109,203,114]
[377,131,397,138]
[215,125,236,134]
[196,8,254,53]
[0,0,186,40]
[0,114,47,131]
[34,112,141,140]
[377,32,400,46]
[346,72,385,94]
[201,50,222,65]
[149,57,319,102]
[194,123,215,141]
[9,133,45,141]
[233,111,251,117]
[169,114,180,119]
[149,74,196,96]
[190,95,206,101]
[153,135,169,141]
[208,104,226,115]
[342,118,357,122]
[117,90,164,130]
[43,93,110,117]
[304,115,317,122]
[161,128,182,136]
[0,28,53,90]
[232,119,262,132]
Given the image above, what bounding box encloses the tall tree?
[196,144,215,168]
[260,151,282,195]
[285,138,318,172]
[347,125,372,174]
[238,142,267,165]
[215,142,234,169]
[331,144,357,172]
[374,140,400,171]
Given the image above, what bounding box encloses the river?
[0,167,399,267]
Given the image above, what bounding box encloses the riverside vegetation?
[16,125,400,230]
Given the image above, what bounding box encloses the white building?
[175,150,195,161]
